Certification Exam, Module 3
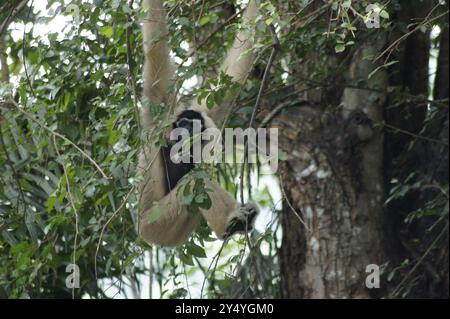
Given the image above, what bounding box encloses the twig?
[94,150,160,281]
[279,178,310,232]
[195,0,206,26]
[4,99,110,179]
[0,0,29,36]
[22,0,36,97]
[374,5,449,63]
[94,184,136,281]
[236,20,280,290]
[260,98,310,127]
[200,238,228,299]
[239,23,280,204]
[53,135,79,299]
[381,121,449,147]
[179,8,244,69]
[390,222,449,298]
[126,0,141,132]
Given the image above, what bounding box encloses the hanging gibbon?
[137,0,260,246]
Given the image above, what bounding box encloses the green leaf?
[199,16,210,26]
[279,150,288,161]
[195,193,206,203]
[147,203,163,223]
[46,196,57,212]
[380,10,389,19]
[179,251,194,265]
[63,93,71,110]
[100,26,113,38]
[188,243,207,258]
[335,43,345,53]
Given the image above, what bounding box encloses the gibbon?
[137,0,260,246]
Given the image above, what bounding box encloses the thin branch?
[200,238,228,299]
[95,184,136,281]
[239,23,280,204]
[279,179,310,232]
[390,222,449,298]
[126,0,141,132]
[235,21,281,288]
[0,0,29,37]
[260,98,310,128]
[0,0,28,84]
[53,135,79,299]
[94,150,160,281]
[381,121,449,147]
[178,8,244,69]
[374,5,449,63]
[4,99,110,179]
[22,0,36,97]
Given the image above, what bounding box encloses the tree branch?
[0,0,29,37]
[239,24,280,204]
[3,99,110,180]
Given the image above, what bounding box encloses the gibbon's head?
[171,108,218,147]
[173,110,206,135]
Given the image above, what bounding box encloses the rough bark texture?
[278,36,388,298]
[277,0,448,299]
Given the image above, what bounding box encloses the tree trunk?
[278,36,388,298]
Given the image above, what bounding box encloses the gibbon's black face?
[173,110,206,136]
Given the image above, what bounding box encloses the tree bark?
[278,35,388,298]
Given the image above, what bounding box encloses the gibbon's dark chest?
[161,145,194,194]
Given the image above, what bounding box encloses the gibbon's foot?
[224,203,259,238]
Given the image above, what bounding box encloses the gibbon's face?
[174,110,206,136]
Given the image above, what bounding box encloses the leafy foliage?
[0,0,282,299]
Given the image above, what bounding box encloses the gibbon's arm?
[194,0,259,127]
[139,178,247,246]
[141,0,174,129]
